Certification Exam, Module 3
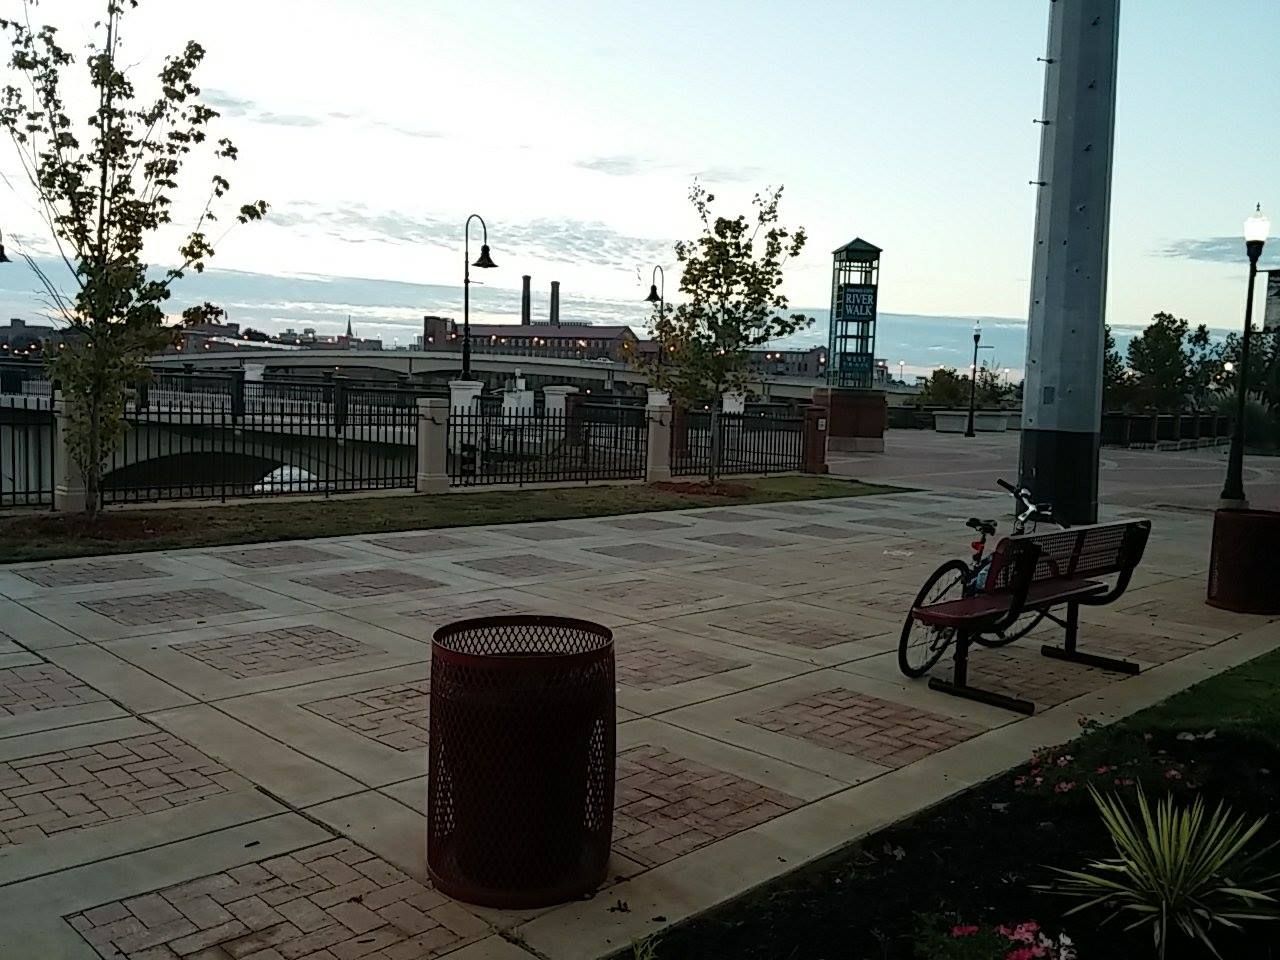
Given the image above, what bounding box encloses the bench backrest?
[985,520,1151,594]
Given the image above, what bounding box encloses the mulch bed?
[650,481,754,498]
[633,728,1280,960]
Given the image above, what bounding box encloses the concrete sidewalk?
[0,488,1275,960]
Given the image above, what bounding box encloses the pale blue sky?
[1,0,1277,370]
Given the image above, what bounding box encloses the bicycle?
[897,478,1069,679]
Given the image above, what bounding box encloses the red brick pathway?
[706,605,874,649]
[613,745,801,867]
[82,589,260,627]
[175,627,374,680]
[292,570,446,600]
[616,635,746,691]
[219,545,340,568]
[302,682,430,751]
[16,559,164,588]
[67,838,487,960]
[0,664,109,716]
[740,688,982,768]
[0,731,241,846]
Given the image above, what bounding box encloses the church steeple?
[345,315,354,339]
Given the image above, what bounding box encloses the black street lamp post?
[644,266,665,371]
[1219,204,1271,507]
[965,322,982,438]
[462,214,497,380]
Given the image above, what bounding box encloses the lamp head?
[1245,204,1270,244]
[472,244,497,269]
[0,243,10,264]
[644,284,661,304]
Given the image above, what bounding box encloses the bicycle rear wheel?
[898,560,969,679]
[976,610,1048,647]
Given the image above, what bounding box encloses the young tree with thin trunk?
[0,0,268,515]
[645,183,811,482]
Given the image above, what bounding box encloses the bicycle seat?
[966,518,998,536]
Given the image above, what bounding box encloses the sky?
[0,0,1276,379]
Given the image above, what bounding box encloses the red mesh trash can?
[428,616,615,908]
[1207,508,1280,614]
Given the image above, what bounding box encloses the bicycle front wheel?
[898,560,970,679]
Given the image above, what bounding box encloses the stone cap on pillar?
[543,385,579,396]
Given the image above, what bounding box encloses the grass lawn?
[0,475,899,563]
[637,647,1280,960]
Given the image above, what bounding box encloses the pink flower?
[1010,921,1041,941]
[1054,781,1076,794]
[951,924,980,938]
[1095,765,1114,775]
[1165,768,1183,780]
[1014,776,1028,787]
[1056,755,1073,767]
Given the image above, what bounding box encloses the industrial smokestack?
[550,280,560,326]
[521,275,531,326]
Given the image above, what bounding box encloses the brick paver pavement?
[964,650,1124,708]
[16,559,165,588]
[706,604,875,649]
[1084,629,1210,665]
[407,596,536,625]
[458,555,586,578]
[302,681,430,751]
[616,635,746,691]
[740,688,982,768]
[291,569,446,600]
[82,589,261,627]
[218,545,341,568]
[0,664,109,716]
[690,532,784,549]
[593,577,728,614]
[602,517,691,532]
[66,838,488,960]
[613,745,801,868]
[363,533,473,554]
[175,627,375,680]
[0,731,242,847]
[587,543,700,563]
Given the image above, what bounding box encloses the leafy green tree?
[917,365,1009,407]
[647,183,812,481]
[180,302,228,327]
[1125,312,1217,411]
[1102,323,1134,410]
[0,0,268,515]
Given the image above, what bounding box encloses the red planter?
[1207,509,1280,614]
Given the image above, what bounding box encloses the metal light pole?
[965,322,981,438]
[462,214,497,380]
[1219,205,1270,507]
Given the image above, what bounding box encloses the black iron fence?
[671,410,805,477]
[102,374,424,504]
[0,395,55,508]
[1101,411,1231,448]
[448,406,647,487]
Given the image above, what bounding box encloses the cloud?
[695,164,764,184]
[575,155,659,177]
[377,122,443,140]
[256,112,323,128]
[271,204,671,268]
[1158,237,1242,264]
[202,89,256,117]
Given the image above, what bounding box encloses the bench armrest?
[984,539,1040,632]
[1075,520,1151,607]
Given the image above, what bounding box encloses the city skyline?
[0,0,1275,364]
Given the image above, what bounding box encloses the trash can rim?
[432,614,614,667]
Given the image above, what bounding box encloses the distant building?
[454,324,640,362]
[745,347,829,378]
[0,318,65,356]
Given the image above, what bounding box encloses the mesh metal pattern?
[428,616,615,908]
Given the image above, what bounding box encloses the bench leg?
[1041,601,1140,675]
[928,630,1036,715]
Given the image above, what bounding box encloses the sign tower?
[827,239,881,388]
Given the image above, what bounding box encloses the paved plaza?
[1,479,1278,959]
[832,429,1280,511]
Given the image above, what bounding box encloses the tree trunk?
[83,394,100,519]
[707,399,722,485]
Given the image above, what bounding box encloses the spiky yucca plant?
[1049,786,1278,959]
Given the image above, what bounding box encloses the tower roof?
[832,237,882,261]
[345,315,354,338]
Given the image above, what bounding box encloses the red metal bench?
[912,519,1152,714]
